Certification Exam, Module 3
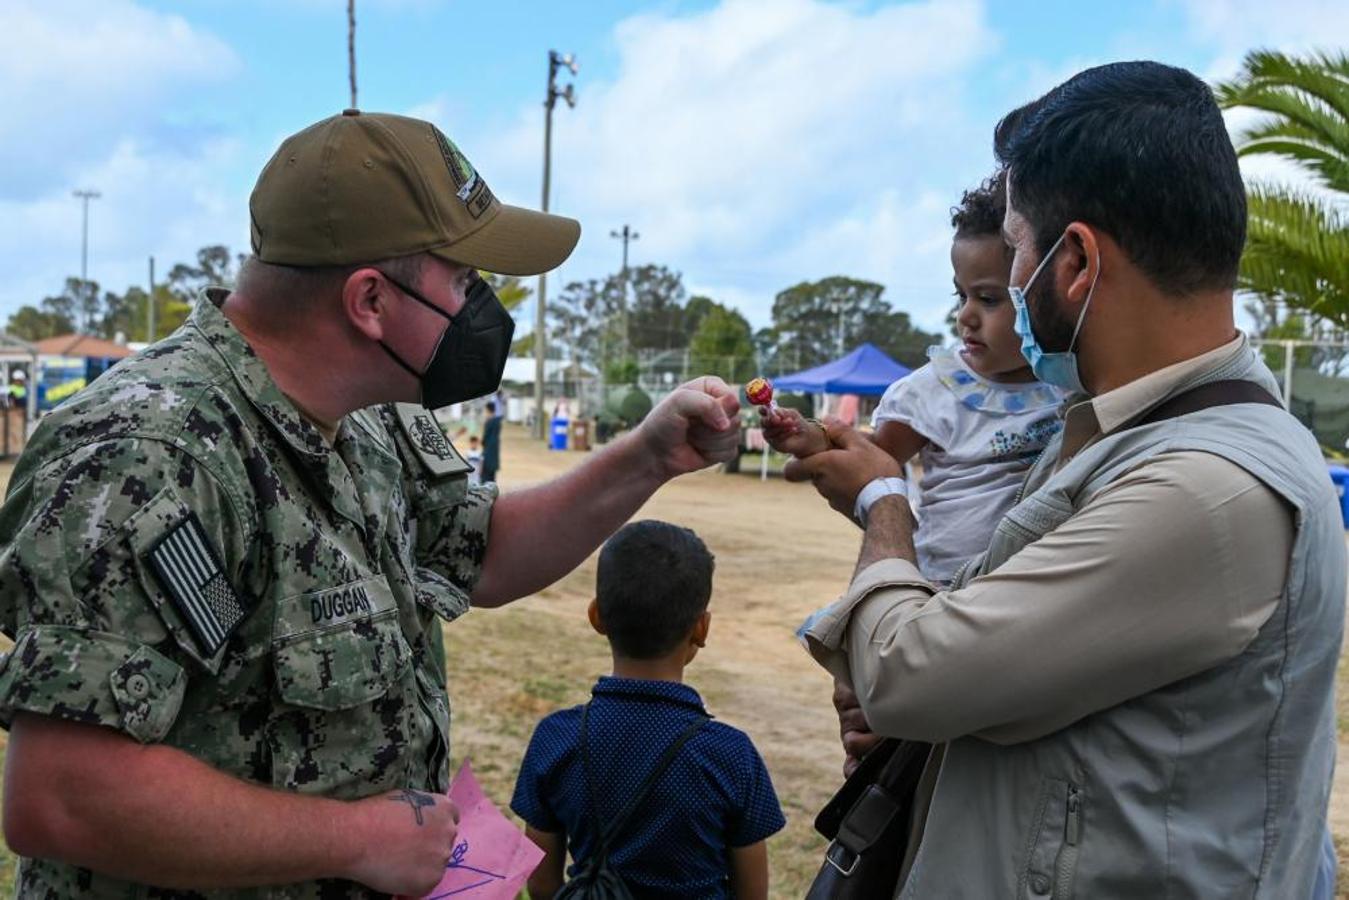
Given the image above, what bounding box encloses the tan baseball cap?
[249,109,580,276]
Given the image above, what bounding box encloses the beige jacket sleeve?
[803,451,1294,745]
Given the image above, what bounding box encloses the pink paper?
[412,760,545,900]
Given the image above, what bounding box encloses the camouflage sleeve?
[378,404,498,618]
[0,438,251,743]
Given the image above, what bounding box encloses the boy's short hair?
[597,520,715,659]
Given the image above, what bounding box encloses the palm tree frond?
[1240,187,1349,327]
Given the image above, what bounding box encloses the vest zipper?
[1052,784,1081,899]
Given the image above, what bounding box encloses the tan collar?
[1058,334,1246,462]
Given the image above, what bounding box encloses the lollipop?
[746,376,777,411]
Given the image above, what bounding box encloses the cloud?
[1180,0,1349,80]
[451,0,999,330]
[0,136,250,315]
[1176,0,1349,208]
[0,0,247,319]
[0,0,239,202]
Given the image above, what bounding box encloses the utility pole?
[147,256,156,343]
[610,224,639,360]
[534,49,578,439]
[73,189,100,284]
[347,0,357,108]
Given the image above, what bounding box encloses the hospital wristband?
[853,477,909,528]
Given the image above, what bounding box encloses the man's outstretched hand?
[637,376,742,480]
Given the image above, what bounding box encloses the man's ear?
[690,610,711,648]
[1061,222,1102,308]
[588,599,606,636]
[343,267,391,341]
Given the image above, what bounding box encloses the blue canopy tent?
[773,342,912,395]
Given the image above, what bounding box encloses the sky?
[3,0,1347,337]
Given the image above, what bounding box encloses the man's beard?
[1027,268,1079,353]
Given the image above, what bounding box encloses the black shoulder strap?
[1129,379,1282,431]
[580,702,707,862]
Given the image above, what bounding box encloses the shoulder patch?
[395,403,474,477]
[146,512,249,657]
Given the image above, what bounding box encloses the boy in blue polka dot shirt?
[511,520,786,899]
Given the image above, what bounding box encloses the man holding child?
[793,61,1345,897]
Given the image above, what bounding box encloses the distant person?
[764,171,1064,588]
[481,399,502,483]
[465,434,483,486]
[7,369,27,411]
[512,520,784,899]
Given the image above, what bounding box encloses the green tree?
[626,264,689,351]
[483,272,531,313]
[109,285,193,343]
[550,276,623,371]
[5,305,73,341]
[768,276,940,370]
[683,295,719,340]
[1215,50,1349,327]
[167,245,246,297]
[688,303,755,384]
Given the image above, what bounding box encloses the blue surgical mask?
[1008,232,1100,394]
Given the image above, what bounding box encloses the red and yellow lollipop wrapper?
[746,377,775,407]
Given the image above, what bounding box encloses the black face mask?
[378,273,515,409]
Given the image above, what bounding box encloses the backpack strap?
[1127,379,1281,431]
[579,701,707,863]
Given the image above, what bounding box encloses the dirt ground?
[447,427,851,896]
[3,424,1349,897]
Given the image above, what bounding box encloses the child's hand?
[760,407,830,458]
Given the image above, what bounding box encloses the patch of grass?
[0,736,12,894]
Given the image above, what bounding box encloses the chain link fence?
[1251,339,1349,453]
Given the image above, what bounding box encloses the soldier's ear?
[343,267,392,341]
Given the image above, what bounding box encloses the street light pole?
[609,224,639,360]
[148,256,156,343]
[73,189,101,284]
[534,49,578,440]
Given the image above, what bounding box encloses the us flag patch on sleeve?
[147,513,248,657]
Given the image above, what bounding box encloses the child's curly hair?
[950,170,1007,239]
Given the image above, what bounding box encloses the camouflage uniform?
[0,289,496,898]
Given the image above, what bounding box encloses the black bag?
[805,738,930,899]
[554,703,707,900]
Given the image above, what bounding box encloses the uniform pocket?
[272,576,410,711]
[267,576,417,796]
[1016,777,1083,899]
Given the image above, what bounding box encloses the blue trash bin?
[1327,465,1349,529]
[550,416,569,451]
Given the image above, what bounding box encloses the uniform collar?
[592,676,707,713]
[191,288,332,461]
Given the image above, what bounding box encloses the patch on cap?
[432,126,495,220]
